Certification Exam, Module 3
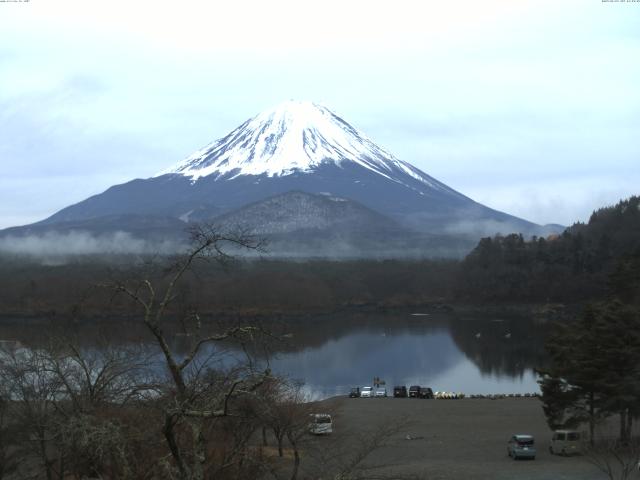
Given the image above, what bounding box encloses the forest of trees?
[0,258,458,318]
[456,196,640,304]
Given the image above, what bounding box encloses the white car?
[375,387,387,397]
[309,414,333,435]
[360,386,374,398]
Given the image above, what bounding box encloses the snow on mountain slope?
[157,100,462,198]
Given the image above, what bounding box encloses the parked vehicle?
[507,435,536,460]
[393,386,407,397]
[375,387,387,397]
[309,414,333,435]
[419,387,434,399]
[349,387,360,398]
[549,430,582,456]
[360,386,374,398]
[409,385,421,398]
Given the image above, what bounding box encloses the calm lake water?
[0,310,548,400]
[262,312,546,399]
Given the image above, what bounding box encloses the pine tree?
[538,301,640,443]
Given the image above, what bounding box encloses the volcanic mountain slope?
[3,100,561,256]
[212,191,473,258]
[214,190,401,235]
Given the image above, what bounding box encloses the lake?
[0,310,548,399]
[260,311,546,398]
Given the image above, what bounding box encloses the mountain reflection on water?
[0,311,547,399]
[263,312,546,398]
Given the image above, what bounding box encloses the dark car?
[419,387,434,399]
[348,387,360,398]
[409,385,421,398]
[393,386,407,398]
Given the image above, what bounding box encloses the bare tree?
[0,345,64,480]
[0,225,278,480]
[256,379,314,480]
[0,383,19,480]
[281,384,315,480]
[583,438,640,480]
[45,338,153,412]
[0,338,159,480]
[106,224,272,480]
[45,339,155,479]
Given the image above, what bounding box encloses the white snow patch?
[155,100,464,199]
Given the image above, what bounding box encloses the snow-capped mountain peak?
[18,100,553,248]
[156,100,454,194]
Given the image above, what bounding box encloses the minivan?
[550,430,582,456]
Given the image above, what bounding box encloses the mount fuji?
[3,100,560,257]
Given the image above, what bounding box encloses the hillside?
[455,196,640,303]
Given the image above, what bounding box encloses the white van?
[309,414,333,435]
[550,430,583,455]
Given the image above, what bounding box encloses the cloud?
[461,175,640,226]
[0,231,183,259]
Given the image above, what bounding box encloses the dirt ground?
[299,396,609,480]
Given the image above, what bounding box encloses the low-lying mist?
[0,229,477,264]
[0,231,185,264]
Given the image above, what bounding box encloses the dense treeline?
[0,258,457,318]
[456,196,640,303]
[0,196,639,318]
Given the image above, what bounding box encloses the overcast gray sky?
[1,0,638,229]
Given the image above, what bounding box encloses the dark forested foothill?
[456,196,640,304]
[0,258,458,318]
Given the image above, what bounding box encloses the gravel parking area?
[305,396,606,480]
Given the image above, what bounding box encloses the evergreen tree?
[538,301,640,443]
[537,308,608,443]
